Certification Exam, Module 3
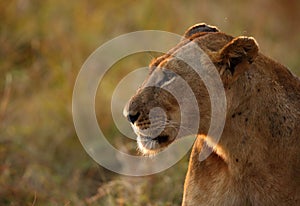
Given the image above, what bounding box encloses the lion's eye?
[157,69,177,88]
[145,68,177,88]
[162,70,176,81]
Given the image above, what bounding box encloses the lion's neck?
[208,61,300,175]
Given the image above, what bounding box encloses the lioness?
[123,23,300,205]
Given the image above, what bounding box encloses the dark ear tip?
[184,23,220,38]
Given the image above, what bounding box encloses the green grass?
[0,0,299,205]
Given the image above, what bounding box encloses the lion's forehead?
[150,33,233,71]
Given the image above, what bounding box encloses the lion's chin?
[136,135,174,156]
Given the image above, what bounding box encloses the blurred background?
[1,0,299,205]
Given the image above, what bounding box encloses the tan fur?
[124,24,300,205]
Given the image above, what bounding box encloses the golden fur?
[124,23,300,205]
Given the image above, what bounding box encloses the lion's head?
[123,23,259,155]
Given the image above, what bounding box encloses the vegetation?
[0,0,299,205]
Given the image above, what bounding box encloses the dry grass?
[0,0,299,205]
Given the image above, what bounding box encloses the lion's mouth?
[137,134,175,155]
[152,135,169,144]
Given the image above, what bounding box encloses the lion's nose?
[123,101,140,124]
[127,111,140,124]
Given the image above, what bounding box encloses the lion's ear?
[183,23,219,38]
[219,36,259,75]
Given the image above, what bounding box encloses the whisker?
[150,141,154,149]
